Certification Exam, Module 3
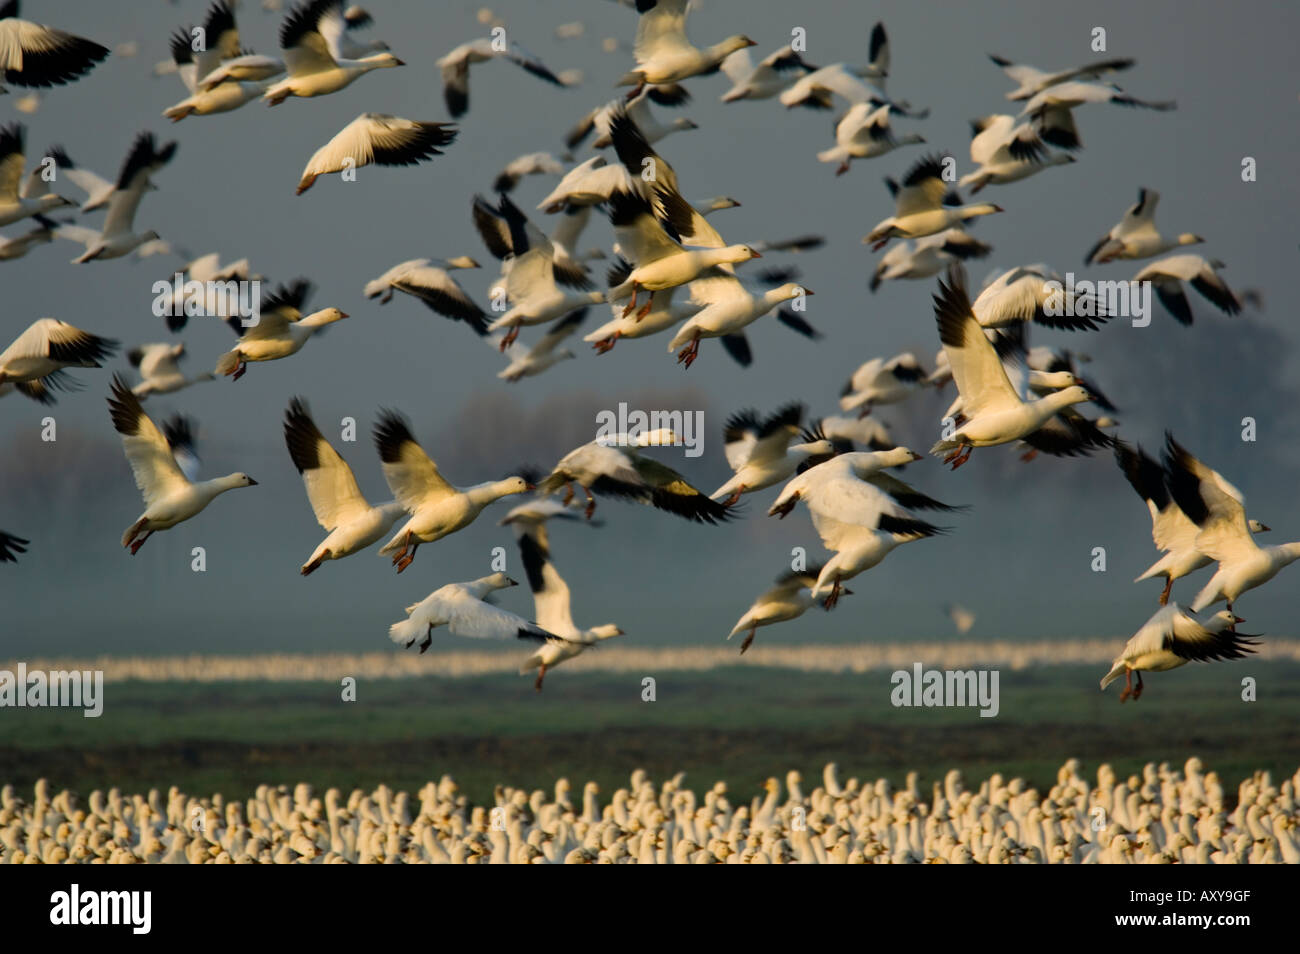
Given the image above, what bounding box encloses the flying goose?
[1163,434,1300,614]
[989,54,1136,101]
[510,509,625,690]
[928,267,1093,468]
[263,0,403,105]
[373,410,533,572]
[617,0,756,97]
[476,190,598,290]
[767,453,951,607]
[43,145,122,212]
[0,318,117,397]
[296,113,456,194]
[0,0,109,89]
[972,264,1110,331]
[729,565,840,654]
[720,43,816,103]
[959,115,1074,193]
[839,353,928,416]
[584,257,700,352]
[160,413,200,482]
[710,403,834,504]
[864,155,1003,251]
[537,428,734,523]
[1019,82,1175,151]
[474,193,605,349]
[363,256,487,334]
[1084,188,1203,264]
[0,123,73,226]
[769,448,961,520]
[497,308,588,382]
[1100,604,1255,702]
[283,398,406,575]
[53,131,177,262]
[568,88,698,150]
[869,228,991,292]
[492,151,566,193]
[162,25,269,122]
[436,36,565,118]
[388,573,557,654]
[1133,255,1239,325]
[0,213,53,259]
[128,342,214,398]
[154,252,262,332]
[819,102,925,175]
[107,375,257,554]
[666,270,807,368]
[1114,440,1268,605]
[214,279,349,380]
[0,529,28,563]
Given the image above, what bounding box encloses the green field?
[3,663,1298,804]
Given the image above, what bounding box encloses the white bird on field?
[1162,434,1300,614]
[509,509,624,690]
[0,122,73,226]
[128,342,214,398]
[1100,604,1255,702]
[1114,440,1268,605]
[1133,255,1240,326]
[616,0,756,96]
[282,397,406,575]
[710,403,833,504]
[373,410,533,572]
[296,113,457,194]
[0,0,109,89]
[107,375,257,555]
[864,155,1002,251]
[1084,188,1203,265]
[213,280,348,380]
[263,0,404,106]
[388,573,557,654]
[53,131,177,262]
[729,565,839,653]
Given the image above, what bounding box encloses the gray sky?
[3,0,1300,656]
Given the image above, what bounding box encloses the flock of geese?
[0,0,1293,708]
[4,759,1299,863]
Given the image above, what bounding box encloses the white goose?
[719,43,816,103]
[183,0,285,91]
[107,375,257,555]
[537,428,733,523]
[989,54,1136,101]
[0,318,117,394]
[128,342,214,398]
[263,0,403,106]
[214,280,347,381]
[0,214,52,260]
[838,353,927,415]
[155,252,261,332]
[497,308,588,382]
[1114,440,1268,605]
[42,145,117,211]
[475,193,605,348]
[373,410,532,572]
[509,508,624,690]
[0,0,109,89]
[1100,604,1255,702]
[575,89,698,150]
[296,113,457,194]
[728,565,837,654]
[818,102,925,175]
[1162,434,1300,614]
[437,36,565,118]
[972,264,1110,331]
[492,151,566,193]
[282,398,406,575]
[584,259,700,353]
[959,115,1074,193]
[54,132,177,263]
[363,256,487,334]
[617,0,756,96]
[767,453,952,607]
[1133,255,1240,325]
[869,229,991,292]
[710,403,833,504]
[0,122,73,225]
[768,448,959,520]
[666,271,807,369]
[1019,82,1175,151]
[927,267,1092,469]
[388,573,556,654]
[864,155,1002,251]
[1084,188,1203,264]
[162,3,269,121]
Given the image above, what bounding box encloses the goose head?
[1248,519,1270,534]
[633,427,679,447]
[445,256,481,270]
[497,475,534,495]
[361,52,405,69]
[221,472,259,489]
[479,571,518,590]
[716,35,759,58]
[771,282,811,302]
[1177,233,1205,248]
[592,625,625,640]
[722,244,763,264]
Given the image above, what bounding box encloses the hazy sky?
[3,0,1300,656]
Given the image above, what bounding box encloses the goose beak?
[1234,616,1246,624]
[247,478,259,486]
[338,312,350,319]
[393,58,407,66]
[524,482,537,490]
